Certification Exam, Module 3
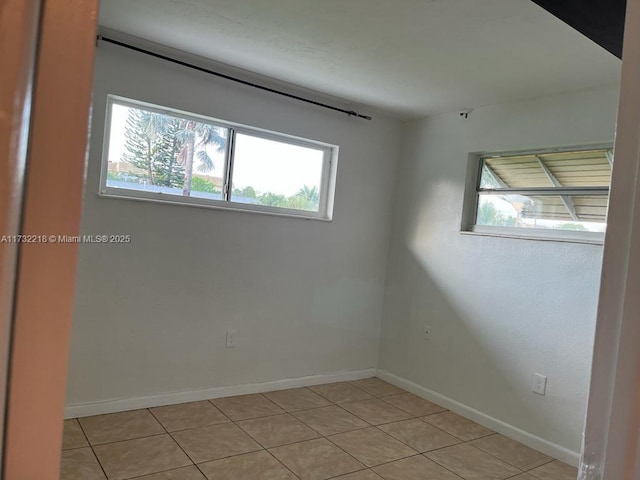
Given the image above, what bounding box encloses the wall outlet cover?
[226,329,237,348]
[424,324,433,340]
[533,373,547,395]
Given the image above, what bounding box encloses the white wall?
[68,40,620,460]
[378,85,620,455]
[66,43,402,406]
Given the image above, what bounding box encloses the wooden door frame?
[580,0,640,478]
[0,0,42,475]
[1,0,98,478]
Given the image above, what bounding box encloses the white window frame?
[461,144,613,244]
[99,95,338,221]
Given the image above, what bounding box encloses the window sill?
[460,226,604,245]
[98,190,333,222]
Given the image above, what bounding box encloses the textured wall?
[66,44,401,405]
[378,85,620,453]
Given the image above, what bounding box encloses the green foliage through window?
[104,97,336,219]
[121,108,226,194]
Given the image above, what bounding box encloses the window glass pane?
[231,133,324,212]
[480,149,612,190]
[106,102,228,201]
[476,194,607,232]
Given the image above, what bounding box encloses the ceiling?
[99,0,622,118]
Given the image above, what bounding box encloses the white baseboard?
[64,368,376,419]
[376,369,579,467]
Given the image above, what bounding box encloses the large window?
[466,145,613,241]
[100,96,338,219]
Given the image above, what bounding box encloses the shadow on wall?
[379,172,599,454]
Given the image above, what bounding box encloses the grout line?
[505,474,527,480]
[211,412,303,480]
[83,432,168,448]
[469,435,560,472]
[146,407,206,478]
[358,424,466,479]
[68,418,91,447]
[75,418,110,480]
[234,413,321,450]
[200,400,232,422]
[291,408,371,436]
[308,381,375,403]
[315,398,523,479]
[208,392,286,420]
[60,445,96,452]
[522,458,559,473]
[181,448,265,467]
[150,403,300,480]
[208,402,288,422]
[325,469,380,480]
[261,386,333,412]
[334,405,414,428]
[154,419,231,434]
[425,441,525,478]
[320,434,372,473]
[267,392,376,473]
[64,381,571,479]
[262,450,303,480]
[208,408,287,422]
[346,380,381,398]
[226,422,303,480]
[333,403,375,428]
[126,465,204,479]
[423,449,500,480]
[419,413,496,443]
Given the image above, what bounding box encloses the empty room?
[4,0,639,479]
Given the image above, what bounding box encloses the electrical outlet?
[226,329,237,348]
[423,324,432,341]
[532,373,547,395]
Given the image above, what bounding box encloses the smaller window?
[100,96,337,220]
[465,146,613,242]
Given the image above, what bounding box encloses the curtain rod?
[97,36,373,121]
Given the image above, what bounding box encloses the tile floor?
[60,377,578,480]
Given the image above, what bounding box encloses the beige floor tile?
[270,438,365,480]
[237,413,320,448]
[426,443,521,480]
[329,427,417,467]
[377,418,460,453]
[333,470,384,479]
[470,434,553,470]
[150,401,229,432]
[130,466,206,479]
[94,434,191,480]
[60,447,106,480]
[211,394,284,421]
[310,382,375,403]
[171,422,262,463]
[79,409,165,445]
[198,450,297,480]
[340,399,412,425]
[349,378,405,397]
[62,419,89,450]
[422,411,494,441]
[264,388,332,412]
[382,393,447,416]
[373,455,463,480]
[508,475,537,480]
[528,460,578,480]
[293,405,369,436]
